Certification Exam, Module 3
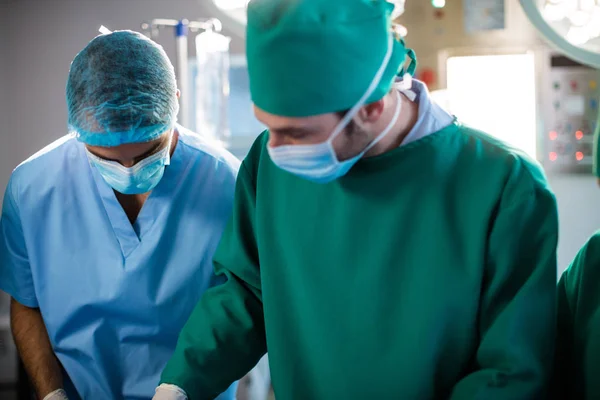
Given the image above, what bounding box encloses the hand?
[42,389,69,400]
[153,384,188,400]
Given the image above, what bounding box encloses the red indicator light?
[571,81,579,90]
[549,152,558,161]
[576,130,584,140]
[576,152,584,161]
[549,131,558,140]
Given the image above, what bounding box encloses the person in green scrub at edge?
[553,111,600,399]
[152,0,560,399]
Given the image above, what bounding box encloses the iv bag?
[195,30,231,141]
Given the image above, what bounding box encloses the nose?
[268,136,282,148]
[268,132,289,148]
[120,159,136,168]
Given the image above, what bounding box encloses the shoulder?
[240,131,269,173]
[8,134,79,200]
[563,232,600,292]
[453,125,553,200]
[177,125,241,176]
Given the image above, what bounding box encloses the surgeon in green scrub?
[153,0,559,399]
[553,114,600,399]
[554,233,600,399]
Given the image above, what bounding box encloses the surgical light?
[539,0,600,46]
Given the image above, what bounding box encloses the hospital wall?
[0,2,11,313]
[0,1,11,209]
[0,0,598,278]
[398,1,600,272]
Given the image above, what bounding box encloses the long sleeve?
[553,269,575,399]
[160,163,267,400]
[594,110,600,177]
[449,165,559,400]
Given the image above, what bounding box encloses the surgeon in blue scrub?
[0,30,239,400]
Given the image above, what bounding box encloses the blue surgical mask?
[85,134,173,194]
[268,90,402,184]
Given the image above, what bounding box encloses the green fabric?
[554,232,600,399]
[594,112,600,177]
[246,0,413,117]
[161,124,559,399]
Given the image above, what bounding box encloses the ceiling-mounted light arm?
[520,0,600,68]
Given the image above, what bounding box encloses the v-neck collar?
[83,134,187,260]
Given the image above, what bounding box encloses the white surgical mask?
[268,33,402,184]
[86,134,173,195]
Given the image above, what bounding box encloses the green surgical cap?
[246,0,415,118]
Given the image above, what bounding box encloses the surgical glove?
[42,389,69,400]
[153,384,188,400]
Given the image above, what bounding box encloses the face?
[85,132,171,167]
[254,100,385,161]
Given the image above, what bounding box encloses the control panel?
[543,55,600,173]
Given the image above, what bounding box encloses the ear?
[176,89,181,99]
[357,98,385,124]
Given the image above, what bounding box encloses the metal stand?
[141,18,223,128]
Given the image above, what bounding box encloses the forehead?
[253,105,338,130]
[86,134,166,160]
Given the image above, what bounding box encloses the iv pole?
[141,18,223,128]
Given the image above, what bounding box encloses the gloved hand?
[42,389,69,400]
[153,384,188,400]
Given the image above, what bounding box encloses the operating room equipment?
[423,1,600,175]
[195,29,231,142]
[141,18,226,130]
[520,0,600,67]
[519,0,600,174]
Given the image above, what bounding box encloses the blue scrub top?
[0,126,240,399]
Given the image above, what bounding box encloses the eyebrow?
[88,137,166,163]
[272,127,317,136]
[133,139,165,162]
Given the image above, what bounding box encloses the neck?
[365,91,419,158]
[170,128,180,157]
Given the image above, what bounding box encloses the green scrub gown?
[161,123,559,400]
[594,111,600,178]
[555,232,600,399]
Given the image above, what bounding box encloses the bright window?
[445,54,538,159]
